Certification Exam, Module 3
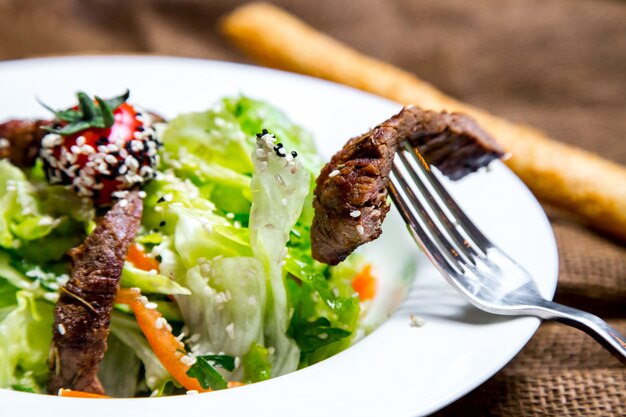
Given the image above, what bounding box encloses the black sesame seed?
[291,151,298,158]
[96,137,108,146]
[135,112,143,117]
[159,221,166,227]
[256,133,262,138]
[155,255,163,263]
[136,126,144,132]
[157,196,165,204]
[262,128,268,135]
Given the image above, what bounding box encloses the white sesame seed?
[105,154,118,164]
[139,296,149,305]
[0,138,9,149]
[180,355,197,366]
[356,225,365,235]
[37,216,55,226]
[200,263,211,276]
[225,323,235,339]
[350,210,361,218]
[226,212,235,219]
[125,156,139,170]
[131,140,144,152]
[277,147,287,156]
[155,317,166,329]
[410,314,426,328]
[145,302,158,309]
[215,292,228,305]
[97,145,108,153]
[154,205,163,213]
[42,134,63,148]
[58,324,66,335]
[148,269,157,275]
[332,287,339,297]
[186,390,199,395]
[163,193,173,202]
[275,174,286,187]
[76,136,86,146]
[140,166,154,178]
[318,333,328,340]
[138,191,147,199]
[328,169,340,177]
[57,274,69,285]
[234,357,241,369]
[44,292,59,302]
[255,148,267,158]
[119,199,128,208]
[112,190,129,199]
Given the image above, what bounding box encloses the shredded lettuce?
[248,134,310,375]
[0,95,379,396]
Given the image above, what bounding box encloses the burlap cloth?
[0,0,624,415]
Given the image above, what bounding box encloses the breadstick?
[221,2,626,241]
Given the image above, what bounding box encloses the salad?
[0,92,377,397]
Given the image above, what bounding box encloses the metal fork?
[388,142,626,364]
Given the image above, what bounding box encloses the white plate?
[0,56,558,417]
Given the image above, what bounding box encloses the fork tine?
[397,148,479,265]
[403,143,493,253]
[389,162,465,276]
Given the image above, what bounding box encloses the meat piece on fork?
[311,105,504,265]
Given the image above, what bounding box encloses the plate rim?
[0,54,559,417]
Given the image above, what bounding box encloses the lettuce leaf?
[249,133,310,375]
[0,291,54,392]
[121,262,190,295]
[242,343,272,383]
[109,312,171,392]
[98,332,141,398]
[0,160,60,249]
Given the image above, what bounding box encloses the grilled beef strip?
[48,191,143,395]
[311,105,504,265]
[0,119,52,167]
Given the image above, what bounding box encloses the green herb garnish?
[39,90,130,136]
[287,316,352,354]
[185,354,236,390]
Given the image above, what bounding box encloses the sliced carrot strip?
[115,288,206,392]
[127,243,160,273]
[352,264,377,301]
[58,389,110,398]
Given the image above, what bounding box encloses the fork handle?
[532,299,626,364]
